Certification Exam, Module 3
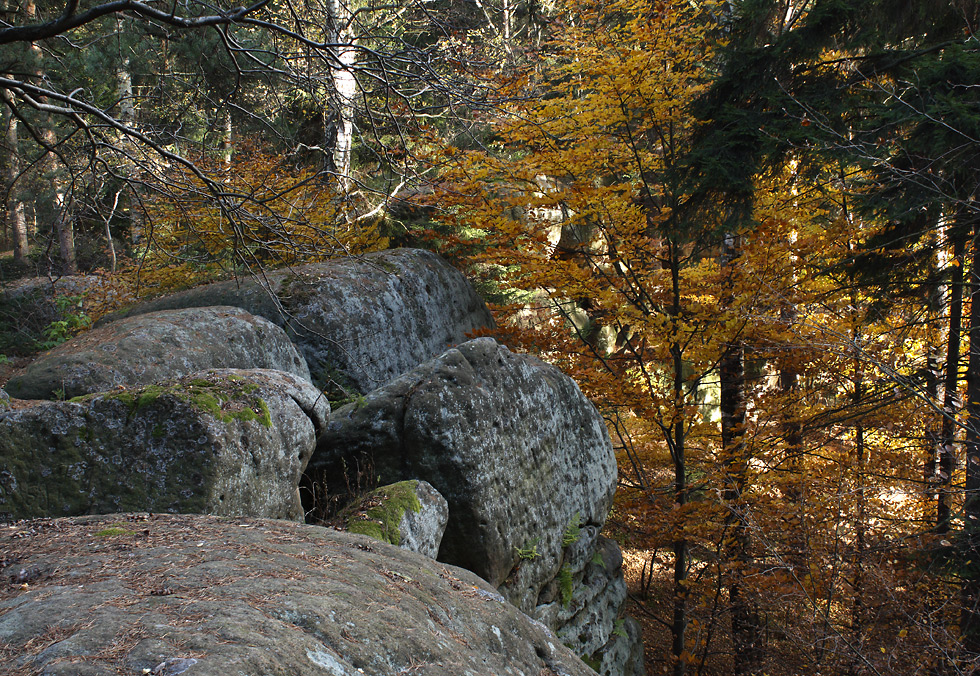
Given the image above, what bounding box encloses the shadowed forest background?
[2,0,980,674]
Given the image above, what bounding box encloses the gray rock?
[597,617,645,676]
[312,337,617,614]
[110,249,495,396]
[0,389,9,411]
[0,513,597,676]
[554,537,628,657]
[337,479,449,559]
[0,368,328,522]
[4,306,311,400]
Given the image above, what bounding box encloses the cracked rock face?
[311,337,618,614]
[0,513,597,676]
[109,249,496,395]
[4,306,312,401]
[0,369,328,522]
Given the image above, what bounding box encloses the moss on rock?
[71,373,272,427]
[343,481,423,547]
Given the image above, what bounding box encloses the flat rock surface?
[4,306,311,400]
[0,513,596,676]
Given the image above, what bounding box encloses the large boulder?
[4,306,311,400]
[0,369,328,522]
[0,513,597,676]
[310,337,618,615]
[110,249,495,396]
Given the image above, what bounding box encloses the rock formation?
[1,249,644,675]
[4,306,311,400]
[109,248,495,396]
[0,513,597,676]
[0,369,328,522]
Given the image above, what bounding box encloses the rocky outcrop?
[0,369,328,522]
[338,479,449,560]
[4,306,311,400]
[313,337,617,613]
[111,249,495,396]
[0,513,597,676]
[310,337,640,671]
[2,251,644,676]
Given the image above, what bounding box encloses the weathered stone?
[311,337,618,615]
[0,513,597,676]
[338,479,449,559]
[596,617,645,676]
[554,537,628,657]
[0,388,9,411]
[0,369,328,522]
[4,306,311,400]
[109,249,495,395]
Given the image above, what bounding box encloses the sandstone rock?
[533,536,644,675]
[110,249,495,395]
[597,618,645,676]
[0,369,328,522]
[338,479,449,559]
[4,306,311,400]
[0,513,597,676]
[311,337,618,614]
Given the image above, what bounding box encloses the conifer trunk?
[938,229,966,532]
[960,229,980,656]
[25,0,74,273]
[720,233,761,676]
[2,100,29,264]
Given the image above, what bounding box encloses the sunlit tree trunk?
[324,0,356,184]
[220,108,233,166]
[938,226,966,533]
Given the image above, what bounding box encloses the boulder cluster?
[0,248,644,676]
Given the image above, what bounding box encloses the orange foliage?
[430,0,962,673]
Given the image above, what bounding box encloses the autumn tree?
[430,0,978,674]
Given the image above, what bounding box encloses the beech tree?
[432,0,976,673]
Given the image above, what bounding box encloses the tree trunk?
[719,233,762,676]
[324,0,356,184]
[779,327,807,571]
[2,100,29,264]
[961,228,980,656]
[669,237,689,676]
[25,0,74,273]
[938,228,966,532]
[115,28,140,249]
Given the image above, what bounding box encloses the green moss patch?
[94,526,135,537]
[73,373,272,427]
[343,481,423,547]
